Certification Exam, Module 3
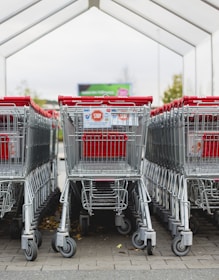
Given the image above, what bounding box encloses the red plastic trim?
[0,96,52,118]
[174,96,219,107]
[58,95,153,106]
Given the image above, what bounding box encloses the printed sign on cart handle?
[83,108,111,128]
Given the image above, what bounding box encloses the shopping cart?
[0,97,58,261]
[179,97,219,232]
[145,96,219,256]
[54,95,156,258]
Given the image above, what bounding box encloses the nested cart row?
[0,97,58,261]
[53,96,156,258]
[2,94,218,261]
[145,96,219,256]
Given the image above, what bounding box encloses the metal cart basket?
[0,97,58,261]
[145,96,219,256]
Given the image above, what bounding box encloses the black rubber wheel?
[147,239,153,255]
[23,240,38,261]
[51,233,59,253]
[81,218,89,236]
[34,229,42,248]
[189,216,200,235]
[117,218,132,235]
[213,211,219,227]
[59,237,77,258]
[171,235,191,257]
[132,231,145,249]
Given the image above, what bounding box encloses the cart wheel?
[117,218,132,235]
[213,211,219,227]
[81,218,89,236]
[59,237,77,258]
[24,240,38,261]
[189,216,200,235]
[132,231,145,249]
[34,229,42,248]
[51,233,59,253]
[147,239,153,255]
[171,235,191,257]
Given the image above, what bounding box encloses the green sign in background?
[78,83,131,96]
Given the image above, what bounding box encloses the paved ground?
[0,149,219,279]
[0,214,219,274]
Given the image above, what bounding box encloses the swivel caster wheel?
[147,239,153,255]
[189,216,200,235]
[132,231,145,249]
[34,229,42,248]
[117,218,132,235]
[59,237,77,258]
[171,235,191,256]
[51,233,59,253]
[81,218,89,236]
[24,240,38,261]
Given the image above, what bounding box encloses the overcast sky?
[6,7,182,107]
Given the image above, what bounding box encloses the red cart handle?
[173,96,219,107]
[58,95,153,106]
[0,96,53,118]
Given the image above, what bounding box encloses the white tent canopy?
[0,0,219,99]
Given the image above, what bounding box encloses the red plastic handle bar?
[58,95,153,106]
[173,96,219,107]
[0,96,53,118]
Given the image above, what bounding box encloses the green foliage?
[162,74,182,104]
[58,129,63,142]
[16,80,46,106]
[33,96,46,107]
